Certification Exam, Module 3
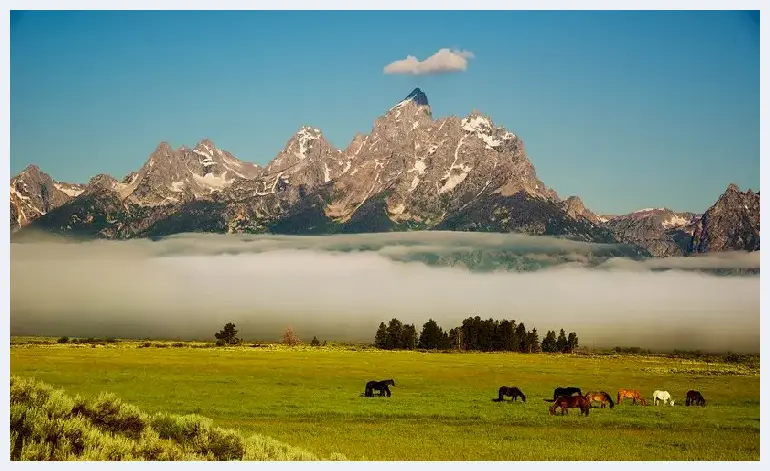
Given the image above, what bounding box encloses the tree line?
[373,316,579,353]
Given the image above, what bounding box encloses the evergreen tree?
[541,330,558,353]
[498,320,517,351]
[527,328,541,353]
[566,332,579,353]
[385,318,404,349]
[214,322,240,345]
[418,319,444,350]
[374,322,388,349]
[401,324,418,350]
[515,323,528,352]
[448,328,461,350]
[439,331,452,350]
[556,329,569,353]
[311,336,321,347]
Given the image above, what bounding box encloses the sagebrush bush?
[10,376,347,461]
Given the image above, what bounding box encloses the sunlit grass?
[10,339,759,460]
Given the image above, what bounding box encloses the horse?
[652,390,675,406]
[363,379,395,397]
[685,390,706,407]
[617,389,648,406]
[492,386,527,403]
[549,395,591,416]
[584,391,615,409]
[542,387,583,402]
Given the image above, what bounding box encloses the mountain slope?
[10,88,757,258]
[689,184,760,253]
[604,208,701,257]
[10,165,84,231]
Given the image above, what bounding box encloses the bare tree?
[283,325,299,346]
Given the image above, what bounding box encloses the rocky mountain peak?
[562,195,601,224]
[404,87,429,106]
[689,184,760,253]
[87,173,119,189]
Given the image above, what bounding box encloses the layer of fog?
[10,232,760,353]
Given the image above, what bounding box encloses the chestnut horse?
[585,391,615,409]
[549,395,591,416]
[617,389,648,406]
[685,390,706,407]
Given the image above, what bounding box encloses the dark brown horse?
[584,391,615,409]
[492,386,526,402]
[542,387,583,402]
[549,395,591,416]
[363,379,395,397]
[685,390,706,407]
[617,388,648,406]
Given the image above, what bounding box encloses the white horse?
[652,390,675,406]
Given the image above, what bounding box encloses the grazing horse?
[652,390,675,406]
[542,387,583,402]
[492,386,527,403]
[584,391,615,409]
[685,390,706,407]
[617,389,648,406]
[549,395,591,416]
[363,379,395,397]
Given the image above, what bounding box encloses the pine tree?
[418,319,444,350]
[566,332,579,353]
[214,322,240,345]
[401,324,418,350]
[527,328,541,353]
[556,329,569,353]
[515,323,528,352]
[374,322,388,349]
[541,330,557,353]
[385,318,404,349]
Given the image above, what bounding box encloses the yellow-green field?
[10,339,760,460]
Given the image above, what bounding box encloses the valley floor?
[9,341,760,461]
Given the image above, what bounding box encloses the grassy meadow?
[9,338,760,461]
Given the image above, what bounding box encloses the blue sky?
[10,10,759,214]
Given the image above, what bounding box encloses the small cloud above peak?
[384,48,475,76]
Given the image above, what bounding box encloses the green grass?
[10,341,760,460]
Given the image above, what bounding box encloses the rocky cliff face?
[9,165,84,231]
[689,184,760,253]
[604,208,701,257]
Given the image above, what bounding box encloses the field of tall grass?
[10,338,760,460]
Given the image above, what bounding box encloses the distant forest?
[373,316,578,353]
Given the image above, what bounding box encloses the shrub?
[10,375,347,461]
[57,336,69,344]
[310,336,321,347]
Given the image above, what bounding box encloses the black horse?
[543,387,583,402]
[685,390,706,407]
[363,379,395,397]
[492,386,527,403]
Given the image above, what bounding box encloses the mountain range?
[9,88,760,258]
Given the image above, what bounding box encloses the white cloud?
[383,48,475,76]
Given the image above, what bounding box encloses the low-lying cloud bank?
[10,232,760,353]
